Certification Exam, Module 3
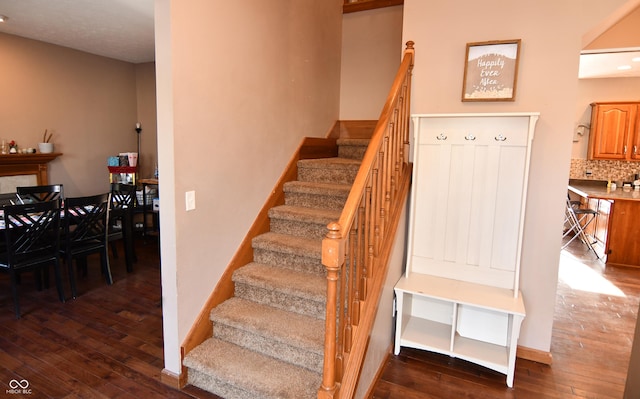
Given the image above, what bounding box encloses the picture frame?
[461,39,521,102]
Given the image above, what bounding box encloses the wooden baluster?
[361,185,372,303]
[351,208,363,328]
[336,241,347,377]
[374,155,383,259]
[319,222,345,399]
[389,118,398,195]
[344,227,355,352]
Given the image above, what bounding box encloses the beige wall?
[156,0,343,374]
[340,6,404,119]
[355,204,407,399]
[340,8,408,397]
[402,0,630,354]
[135,62,158,179]
[573,77,640,158]
[0,32,154,196]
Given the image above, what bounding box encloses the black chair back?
[63,193,110,250]
[110,183,136,210]
[0,192,18,207]
[108,184,137,272]
[0,200,64,317]
[17,184,64,204]
[61,192,112,298]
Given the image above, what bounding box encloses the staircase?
[183,138,371,399]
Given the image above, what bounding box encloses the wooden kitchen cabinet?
[568,181,640,268]
[582,197,610,258]
[594,199,611,248]
[606,199,640,268]
[588,102,640,161]
[634,119,640,161]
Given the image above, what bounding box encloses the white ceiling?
[579,49,640,79]
[0,0,155,64]
[0,1,638,77]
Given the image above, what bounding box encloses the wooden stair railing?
[318,41,414,399]
[343,0,404,14]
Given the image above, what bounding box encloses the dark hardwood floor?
[0,237,220,399]
[370,239,640,399]
[1,234,638,398]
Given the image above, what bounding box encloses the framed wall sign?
[461,39,521,102]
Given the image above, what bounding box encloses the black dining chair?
[108,183,137,272]
[16,184,64,204]
[0,200,64,318]
[14,185,64,286]
[562,197,599,258]
[60,192,112,299]
[0,192,19,207]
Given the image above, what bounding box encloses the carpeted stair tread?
[297,157,361,169]
[268,205,340,239]
[283,181,351,210]
[297,157,361,185]
[337,138,371,160]
[184,338,321,399]
[283,180,352,196]
[233,263,326,319]
[252,232,322,259]
[210,297,324,354]
[269,205,340,224]
[234,262,325,302]
[336,138,372,146]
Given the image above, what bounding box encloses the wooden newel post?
[318,222,345,399]
[405,40,415,62]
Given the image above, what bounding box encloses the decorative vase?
[38,142,54,153]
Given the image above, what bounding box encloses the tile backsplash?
[570,159,640,182]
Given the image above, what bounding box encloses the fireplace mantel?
[0,153,62,186]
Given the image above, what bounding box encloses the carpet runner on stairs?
[183,138,369,399]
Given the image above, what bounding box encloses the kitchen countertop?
[568,179,640,201]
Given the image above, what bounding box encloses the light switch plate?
[185,190,196,211]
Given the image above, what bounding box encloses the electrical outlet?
[185,190,196,211]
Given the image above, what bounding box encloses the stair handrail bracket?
[319,41,414,399]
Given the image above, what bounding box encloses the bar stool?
[562,197,599,258]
